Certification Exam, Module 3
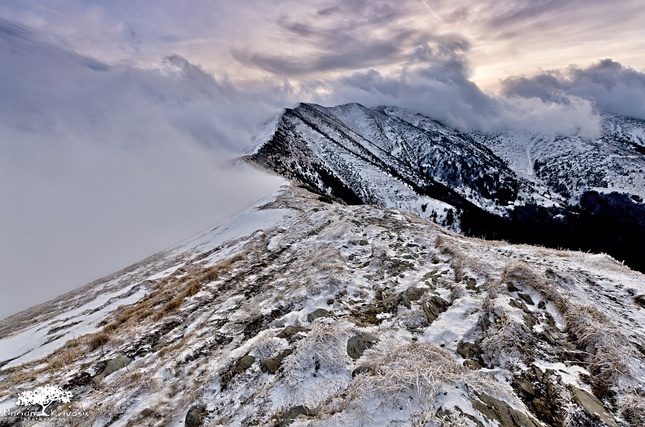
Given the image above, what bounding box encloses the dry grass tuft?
[87,332,110,350]
[619,393,645,425]
[500,261,568,314]
[340,339,514,423]
[479,313,534,369]
[564,304,631,397]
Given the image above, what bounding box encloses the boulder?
[470,392,541,427]
[400,287,424,308]
[261,349,293,374]
[517,293,535,305]
[422,295,450,323]
[276,326,309,343]
[570,387,618,427]
[351,366,375,377]
[92,354,132,386]
[185,404,207,427]
[347,333,378,360]
[307,308,332,322]
[221,354,255,390]
[276,405,313,426]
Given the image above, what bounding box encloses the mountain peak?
[245,103,645,273]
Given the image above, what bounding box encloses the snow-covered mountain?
[244,103,645,272]
[1,183,644,426]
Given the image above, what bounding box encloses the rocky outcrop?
[471,392,542,427]
[92,354,132,386]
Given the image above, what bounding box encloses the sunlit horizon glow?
[2,1,644,92]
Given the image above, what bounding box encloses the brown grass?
[0,254,242,395]
[87,332,110,350]
[500,262,568,314]
[564,304,631,398]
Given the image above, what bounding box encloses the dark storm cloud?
[234,39,403,76]
[321,62,600,137]
[306,26,600,137]
[502,59,645,120]
[224,0,602,135]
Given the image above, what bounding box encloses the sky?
[2,0,645,320]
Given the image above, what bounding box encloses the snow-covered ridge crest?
[0,183,644,426]
[245,108,287,156]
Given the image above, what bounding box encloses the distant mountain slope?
[1,184,644,426]
[244,103,645,272]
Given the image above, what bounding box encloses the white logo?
[16,385,73,417]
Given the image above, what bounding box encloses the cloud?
[0,20,286,320]
[232,1,432,76]
[501,59,645,120]
[305,37,602,137]
[221,1,606,136]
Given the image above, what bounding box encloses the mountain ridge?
[244,102,645,272]
[1,183,644,426]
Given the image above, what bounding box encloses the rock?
[507,282,519,292]
[466,278,477,290]
[570,387,618,427]
[261,350,293,374]
[634,294,645,308]
[185,404,207,427]
[276,326,308,342]
[379,295,400,313]
[509,298,530,312]
[470,392,541,427]
[519,379,536,396]
[541,329,557,345]
[513,365,568,425]
[92,354,132,386]
[400,287,425,308]
[422,295,450,323]
[537,300,546,309]
[276,405,312,426]
[307,308,332,322]
[351,366,375,377]
[531,397,551,419]
[104,354,132,374]
[463,360,482,370]
[221,354,255,390]
[517,293,535,305]
[347,333,378,360]
[523,313,538,329]
[234,355,256,374]
[533,366,544,382]
[457,341,480,360]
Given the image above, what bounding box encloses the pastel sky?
[1,1,645,320]
[3,0,645,89]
